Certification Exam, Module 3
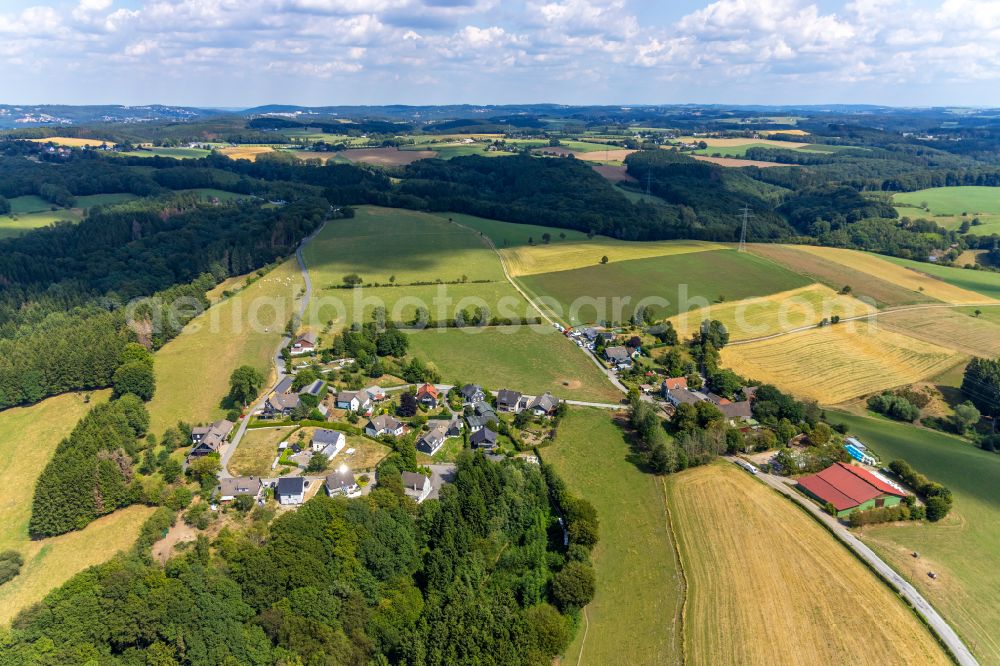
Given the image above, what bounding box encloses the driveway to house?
[220,221,327,478]
[744,459,979,666]
[427,463,457,500]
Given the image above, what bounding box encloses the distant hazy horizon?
[0,0,997,108]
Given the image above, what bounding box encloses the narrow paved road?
[221,221,327,478]
[728,301,1000,346]
[742,459,979,666]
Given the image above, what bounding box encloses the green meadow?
[827,410,1000,665]
[443,212,590,248]
[304,206,529,327]
[407,325,621,403]
[519,249,812,324]
[118,147,211,159]
[544,408,682,664]
[893,186,1000,216]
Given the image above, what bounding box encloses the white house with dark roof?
[365,414,404,438]
[326,466,360,497]
[417,427,447,455]
[496,389,522,413]
[311,429,346,459]
[336,390,371,413]
[276,477,306,505]
[460,384,486,405]
[470,427,498,451]
[527,392,559,416]
[401,472,432,503]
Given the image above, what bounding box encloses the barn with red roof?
[797,462,908,517]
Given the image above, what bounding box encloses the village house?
[262,391,300,418]
[365,414,404,438]
[797,462,909,517]
[470,427,498,452]
[326,466,360,497]
[417,427,447,454]
[661,376,688,392]
[298,379,326,398]
[401,471,432,503]
[290,331,317,355]
[273,375,295,395]
[527,392,559,417]
[466,413,494,433]
[496,389,523,413]
[604,346,632,368]
[460,384,486,405]
[416,383,440,408]
[276,477,306,505]
[217,476,263,502]
[427,417,463,438]
[365,385,387,402]
[189,420,234,459]
[665,387,706,407]
[311,429,346,459]
[335,390,371,413]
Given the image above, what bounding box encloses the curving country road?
[220,220,327,478]
[743,460,980,666]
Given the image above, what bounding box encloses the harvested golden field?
[760,129,810,136]
[791,245,996,304]
[534,146,636,162]
[690,154,785,168]
[722,325,961,404]
[667,284,875,342]
[747,244,934,308]
[217,145,275,161]
[27,136,115,147]
[340,147,437,165]
[0,390,154,625]
[879,307,1000,357]
[502,239,723,276]
[668,463,950,666]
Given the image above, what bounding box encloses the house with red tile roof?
[797,462,908,517]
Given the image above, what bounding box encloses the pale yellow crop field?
[668,463,951,666]
[502,239,724,276]
[667,284,876,342]
[27,136,115,147]
[722,325,962,404]
[217,145,275,161]
[879,307,1000,358]
[791,246,997,304]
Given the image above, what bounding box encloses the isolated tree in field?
[974,309,982,318]
[542,233,551,244]
[342,273,363,287]
[951,401,981,434]
[113,362,156,401]
[229,365,265,407]
[600,255,609,264]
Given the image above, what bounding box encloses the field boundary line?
[575,608,590,666]
[661,476,688,666]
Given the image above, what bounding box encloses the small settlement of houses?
[189,359,558,509]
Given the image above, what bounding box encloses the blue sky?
[0,0,996,107]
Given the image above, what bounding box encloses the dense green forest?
[6,453,597,666]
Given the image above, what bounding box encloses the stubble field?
[667,462,951,666]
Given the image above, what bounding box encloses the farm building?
[797,462,908,517]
